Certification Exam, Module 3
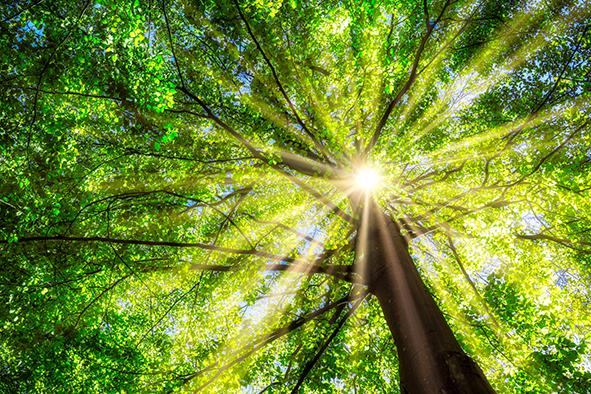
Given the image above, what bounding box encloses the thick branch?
[178,86,335,178]
[176,261,357,283]
[2,235,311,264]
[3,236,361,283]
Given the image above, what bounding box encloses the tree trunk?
[357,198,495,394]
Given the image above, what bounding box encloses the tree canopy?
[1,0,590,392]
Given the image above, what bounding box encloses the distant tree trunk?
[357,198,496,394]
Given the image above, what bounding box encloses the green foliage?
[1,0,590,392]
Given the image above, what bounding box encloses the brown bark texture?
[358,198,496,394]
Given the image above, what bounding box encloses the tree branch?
[182,293,362,388]
[365,0,451,153]
[290,295,365,393]
[1,235,314,264]
[232,0,329,160]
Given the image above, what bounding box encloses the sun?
[353,166,382,192]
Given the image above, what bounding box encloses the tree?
[1,0,590,392]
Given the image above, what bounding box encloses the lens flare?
[354,167,381,192]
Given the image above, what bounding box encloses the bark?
[358,198,495,393]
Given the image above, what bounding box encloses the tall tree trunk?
[357,198,495,393]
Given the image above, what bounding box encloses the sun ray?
[179,187,355,389]
[421,97,590,168]
[397,0,589,151]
